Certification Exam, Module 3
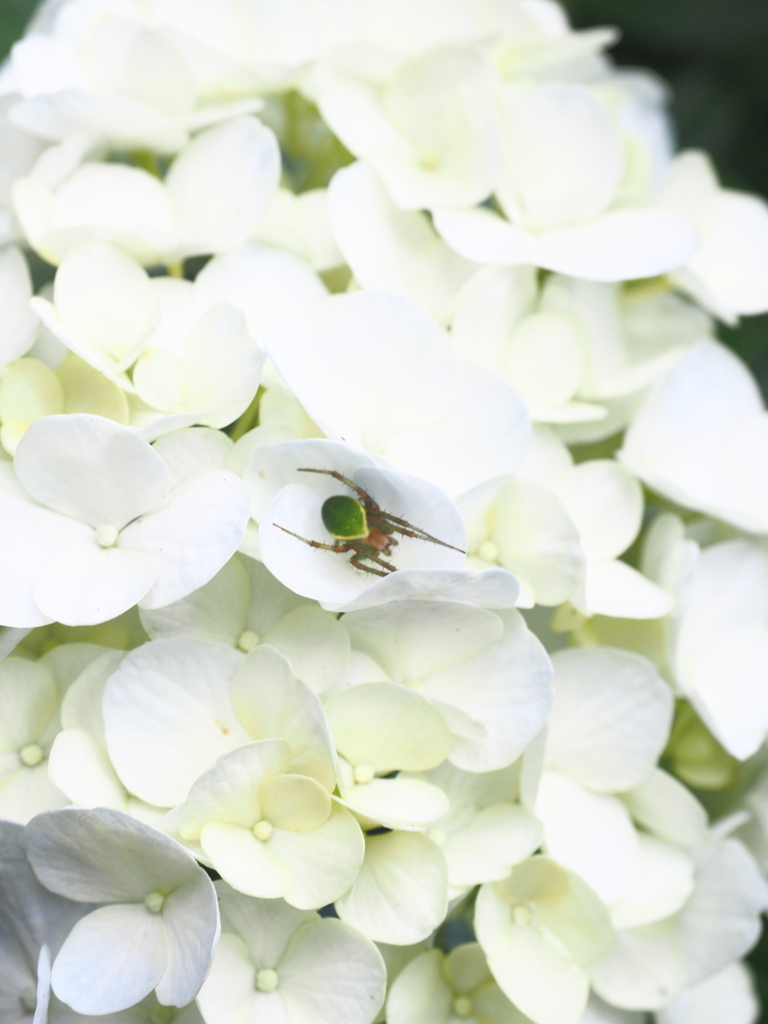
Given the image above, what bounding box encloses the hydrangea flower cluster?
[1,1,768,1023]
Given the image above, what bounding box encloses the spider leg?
[376,512,465,553]
[353,544,397,573]
[297,468,380,509]
[349,555,391,577]
[273,524,350,553]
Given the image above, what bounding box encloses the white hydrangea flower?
[589,837,768,1012]
[457,473,583,609]
[0,414,250,627]
[475,856,614,1024]
[24,807,220,1015]
[341,601,553,772]
[172,739,363,908]
[103,640,336,808]
[327,161,476,324]
[0,642,108,822]
[315,45,501,212]
[418,761,543,896]
[246,438,520,611]
[656,961,760,1024]
[197,884,386,1024]
[387,943,532,1024]
[433,82,698,283]
[14,117,280,265]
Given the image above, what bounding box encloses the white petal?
[580,559,674,620]
[680,839,768,985]
[622,769,708,850]
[123,470,250,610]
[0,464,89,627]
[267,805,365,909]
[51,903,165,1014]
[14,414,171,528]
[546,647,673,793]
[328,161,475,322]
[167,117,280,256]
[0,247,39,364]
[25,806,204,902]
[442,804,543,888]
[266,291,461,444]
[557,461,642,562]
[385,363,531,496]
[610,835,695,930]
[535,772,638,905]
[156,871,220,1007]
[51,241,159,360]
[201,823,293,898]
[197,931,287,1024]
[335,831,447,945]
[103,638,248,806]
[279,918,386,1024]
[34,546,158,626]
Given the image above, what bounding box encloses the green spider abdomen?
[321,494,369,539]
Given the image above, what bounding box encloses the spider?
[273,468,465,577]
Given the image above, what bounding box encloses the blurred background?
[2,0,768,1016]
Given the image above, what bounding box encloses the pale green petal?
[326,682,450,773]
[177,739,291,837]
[345,777,449,830]
[386,949,451,1024]
[259,773,332,833]
[486,925,589,1024]
[268,804,364,910]
[201,822,293,899]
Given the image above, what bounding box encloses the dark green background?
[2,0,768,1017]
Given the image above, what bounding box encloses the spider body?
[274,468,464,577]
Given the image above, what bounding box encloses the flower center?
[477,540,499,563]
[452,995,474,1019]
[19,744,44,767]
[237,630,260,652]
[95,524,119,548]
[353,763,375,785]
[145,891,166,914]
[253,820,273,842]
[511,901,536,927]
[256,968,279,992]
[418,149,440,171]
